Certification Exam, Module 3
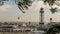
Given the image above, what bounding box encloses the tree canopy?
[47,24,60,34]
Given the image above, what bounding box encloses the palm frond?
[18,2,24,10]
[17,0,32,13]
[50,7,57,14]
[18,5,25,13]
[55,1,60,6]
[44,0,56,6]
[24,5,28,9]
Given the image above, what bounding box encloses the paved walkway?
[0,32,32,34]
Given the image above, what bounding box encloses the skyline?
[0,0,60,23]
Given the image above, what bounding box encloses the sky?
[0,0,60,23]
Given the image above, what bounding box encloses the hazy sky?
[0,0,60,23]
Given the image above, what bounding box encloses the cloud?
[0,4,11,12]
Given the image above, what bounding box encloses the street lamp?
[39,7,44,30]
[50,18,52,23]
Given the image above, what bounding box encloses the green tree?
[47,24,60,34]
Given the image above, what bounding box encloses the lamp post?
[50,18,52,23]
[39,7,44,30]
